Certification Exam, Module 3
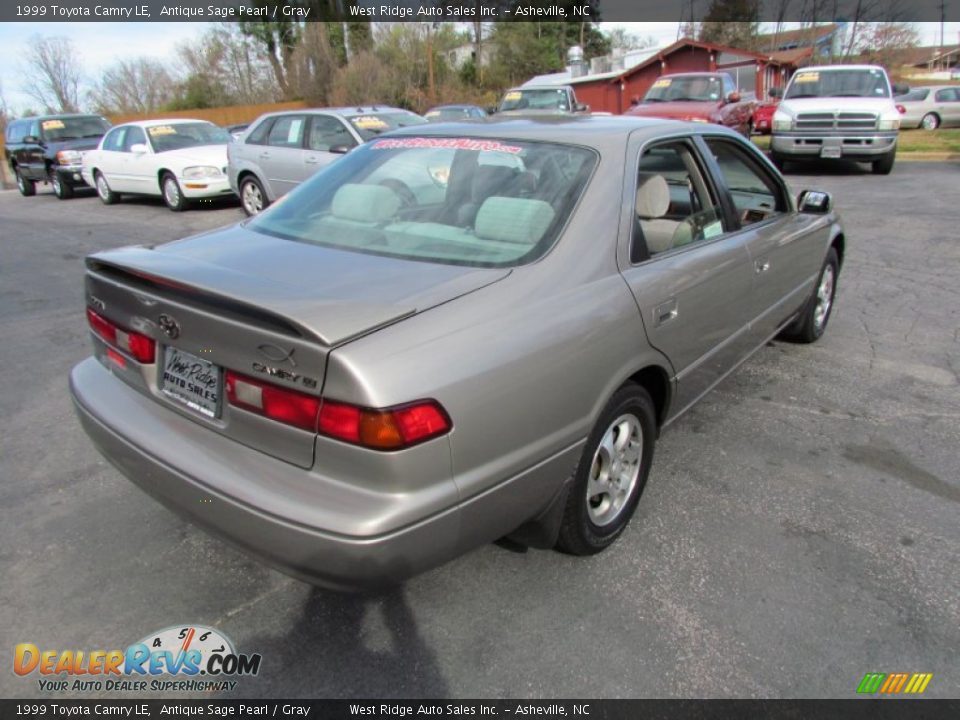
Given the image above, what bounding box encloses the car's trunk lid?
[84,225,510,467]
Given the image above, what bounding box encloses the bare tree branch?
[21,36,82,113]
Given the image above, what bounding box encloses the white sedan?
[81,119,233,211]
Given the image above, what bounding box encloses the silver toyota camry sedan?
[71,117,845,590]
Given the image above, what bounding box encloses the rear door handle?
[258,152,271,160]
[654,299,678,327]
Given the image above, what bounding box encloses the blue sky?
[1,21,956,113]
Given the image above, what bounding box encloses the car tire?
[95,171,120,205]
[780,247,839,344]
[239,175,268,216]
[50,169,74,200]
[556,382,657,556]
[920,112,940,131]
[15,167,36,197]
[161,172,189,212]
[871,151,896,175]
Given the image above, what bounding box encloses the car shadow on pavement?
[236,585,449,698]
[780,159,872,176]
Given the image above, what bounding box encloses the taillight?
[896,104,906,114]
[319,399,451,450]
[225,371,321,432]
[86,308,156,363]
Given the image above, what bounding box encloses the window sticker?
[425,111,440,118]
[652,78,672,89]
[503,91,522,101]
[794,72,819,83]
[148,125,178,136]
[42,120,65,130]
[287,118,303,143]
[702,220,724,239]
[352,116,389,130]
[371,137,523,154]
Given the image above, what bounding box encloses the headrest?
[635,174,670,219]
[475,197,555,245]
[471,165,519,202]
[331,183,401,223]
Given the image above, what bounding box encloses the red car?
[751,101,778,135]
[626,72,757,136]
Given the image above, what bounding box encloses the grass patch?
[753,129,960,155]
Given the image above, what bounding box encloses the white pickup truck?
[770,64,905,175]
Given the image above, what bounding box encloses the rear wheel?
[556,383,656,556]
[95,171,119,205]
[50,169,74,200]
[16,168,36,197]
[780,247,839,344]
[921,113,940,130]
[162,172,189,212]
[872,151,896,175]
[239,175,268,216]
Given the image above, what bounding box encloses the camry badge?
[257,343,297,367]
[157,314,181,339]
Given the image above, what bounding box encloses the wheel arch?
[830,231,845,269]
[157,168,175,191]
[627,363,672,432]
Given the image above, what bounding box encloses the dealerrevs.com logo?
[14,625,262,693]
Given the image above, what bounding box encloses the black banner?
[2,0,958,23]
[2,700,960,720]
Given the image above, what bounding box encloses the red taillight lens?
[225,371,321,432]
[319,399,451,450]
[896,104,906,114]
[86,308,156,364]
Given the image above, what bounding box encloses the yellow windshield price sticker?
[652,78,672,89]
[42,120,66,130]
[353,116,389,130]
[148,125,178,136]
[794,72,819,83]
[504,91,522,101]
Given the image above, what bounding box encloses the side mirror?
[23,135,40,144]
[726,91,741,104]
[574,102,589,113]
[797,190,832,215]
[329,145,353,155]
[892,83,910,95]
[768,87,782,99]
[129,143,148,154]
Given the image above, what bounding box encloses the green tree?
[698,0,761,49]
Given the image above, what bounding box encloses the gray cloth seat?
[635,173,692,254]
[312,183,402,246]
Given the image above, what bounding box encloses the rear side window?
[266,115,306,148]
[704,138,787,226]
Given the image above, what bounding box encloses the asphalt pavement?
[1,163,958,699]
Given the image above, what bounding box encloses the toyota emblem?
[157,314,181,339]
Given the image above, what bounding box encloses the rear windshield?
[248,137,596,268]
[785,68,890,99]
[146,122,230,152]
[39,116,110,141]
[346,112,427,140]
[499,89,571,112]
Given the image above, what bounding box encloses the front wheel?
[161,172,189,212]
[780,247,839,344]
[556,383,657,556]
[872,151,896,175]
[50,169,74,200]
[16,168,36,197]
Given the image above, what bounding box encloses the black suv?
[5,114,111,199]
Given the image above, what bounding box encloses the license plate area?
[160,346,221,418]
[820,145,842,159]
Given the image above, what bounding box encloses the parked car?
[625,72,757,136]
[81,119,232,211]
[71,116,844,590]
[770,65,905,174]
[895,85,960,130]
[751,100,779,135]
[228,106,428,216]
[4,114,111,199]
[495,85,589,115]
[425,104,488,122]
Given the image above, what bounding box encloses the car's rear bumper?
[69,358,461,591]
[771,132,897,159]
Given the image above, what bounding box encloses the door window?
[266,115,306,148]
[935,88,958,102]
[633,141,725,257]
[6,121,26,143]
[102,127,126,152]
[703,138,787,227]
[307,115,356,152]
[122,126,147,152]
[245,118,273,146]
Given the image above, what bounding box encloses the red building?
[567,39,801,115]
